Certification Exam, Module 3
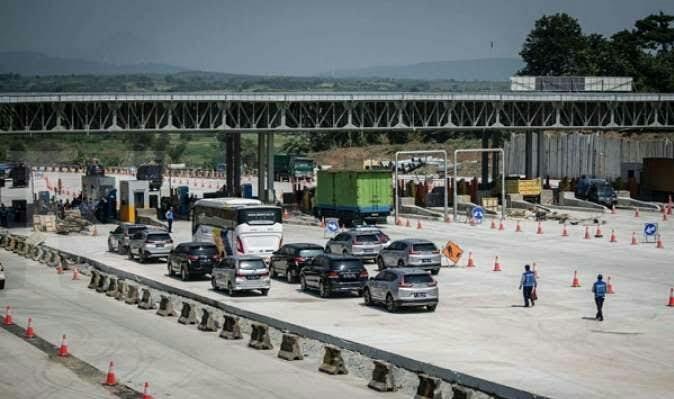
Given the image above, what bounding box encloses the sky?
[1,0,673,76]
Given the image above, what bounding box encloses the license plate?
[422,259,431,263]
[342,272,356,278]
[362,248,374,252]
[156,244,164,247]
[247,275,260,280]
[414,292,426,298]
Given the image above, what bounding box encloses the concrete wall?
[504,132,674,179]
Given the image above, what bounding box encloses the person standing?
[165,207,175,233]
[592,274,607,321]
[518,264,537,307]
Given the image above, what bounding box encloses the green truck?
[273,154,315,181]
[313,170,393,226]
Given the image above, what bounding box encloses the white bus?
[191,198,283,262]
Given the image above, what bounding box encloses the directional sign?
[643,223,658,237]
[471,206,485,223]
[325,218,340,237]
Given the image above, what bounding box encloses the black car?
[270,243,324,283]
[167,242,220,281]
[299,254,368,298]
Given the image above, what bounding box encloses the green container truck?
[274,154,315,181]
[313,170,392,226]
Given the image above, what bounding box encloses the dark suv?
[168,242,220,281]
[299,254,368,298]
[270,243,324,283]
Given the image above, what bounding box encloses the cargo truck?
[273,154,315,182]
[640,158,674,202]
[313,170,392,226]
[136,163,163,191]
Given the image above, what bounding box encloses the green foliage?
[519,12,674,92]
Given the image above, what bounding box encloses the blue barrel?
[241,183,253,199]
[38,191,50,203]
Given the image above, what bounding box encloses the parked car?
[270,243,324,283]
[108,223,148,255]
[211,255,270,296]
[0,262,5,290]
[325,230,384,261]
[128,229,174,263]
[168,242,220,281]
[363,269,438,312]
[376,239,441,275]
[299,254,368,298]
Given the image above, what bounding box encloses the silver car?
[363,268,438,312]
[211,255,270,296]
[108,223,148,254]
[128,229,174,263]
[0,262,5,290]
[325,230,383,261]
[376,239,441,275]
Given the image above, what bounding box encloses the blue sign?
[325,218,340,234]
[644,223,657,237]
[471,206,485,221]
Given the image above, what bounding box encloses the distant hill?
[327,58,522,81]
[0,51,189,76]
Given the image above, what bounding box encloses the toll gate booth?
[119,180,150,223]
[81,175,115,203]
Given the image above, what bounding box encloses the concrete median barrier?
[124,284,139,305]
[7,236,17,251]
[319,345,348,375]
[138,288,156,310]
[31,245,41,261]
[197,308,218,331]
[248,323,273,350]
[368,360,396,392]
[46,250,58,267]
[156,295,177,317]
[178,302,198,324]
[219,315,242,340]
[114,280,127,301]
[96,274,109,293]
[23,243,33,258]
[105,278,117,297]
[40,247,51,264]
[277,333,303,361]
[88,270,100,289]
[415,374,442,399]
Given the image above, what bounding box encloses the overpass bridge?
[1,91,673,201]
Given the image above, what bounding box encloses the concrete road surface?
[0,252,406,399]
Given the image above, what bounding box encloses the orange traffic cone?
[656,234,664,249]
[668,288,674,307]
[536,222,543,235]
[594,225,603,238]
[634,208,640,218]
[416,220,422,230]
[92,226,97,236]
[405,219,411,228]
[607,277,615,294]
[142,382,154,399]
[57,334,70,357]
[533,262,540,278]
[609,229,617,243]
[395,218,401,226]
[469,218,476,226]
[631,232,638,245]
[444,215,452,223]
[611,204,616,214]
[466,252,475,268]
[561,224,569,237]
[490,219,496,229]
[571,270,581,287]
[72,268,80,280]
[498,220,505,231]
[3,306,13,325]
[515,221,522,233]
[103,361,117,386]
[56,262,64,275]
[25,317,36,338]
[492,256,502,272]
[584,226,591,240]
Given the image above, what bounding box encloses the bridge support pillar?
[257,133,266,201]
[225,133,242,196]
[266,133,275,203]
[537,131,546,179]
[525,131,533,179]
[481,132,489,189]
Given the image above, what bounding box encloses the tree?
[519,13,587,75]
[634,12,674,55]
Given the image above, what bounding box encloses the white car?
[0,262,6,290]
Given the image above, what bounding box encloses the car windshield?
[355,234,379,243]
[190,246,217,255]
[239,260,266,270]
[330,259,363,271]
[412,243,437,252]
[147,233,171,242]
[403,274,434,284]
[299,249,324,257]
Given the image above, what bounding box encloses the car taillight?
[294,256,305,264]
[187,255,199,261]
[432,250,440,254]
[212,255,221,261]
[168,239,173,244]
[427,280,438,287]
[326,271,339,279]
[236,272,245,277]
[359,270,369,278]
[352,239,360,245]
[236,237,244,254]
[409,251,418,255]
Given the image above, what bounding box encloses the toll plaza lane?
[7,210,674,399]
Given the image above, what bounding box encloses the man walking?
[518,264,537,307]
[592,274,607,321]
[165,207,175,233]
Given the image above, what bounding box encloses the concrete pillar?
[481,132,489,188]
[266,133,275,203]
[492,136,500,182]
[225,134,234,195]
[525,131,533,178]
[232,133,241,196]
[257,132,266,201]
[537,131,546,179]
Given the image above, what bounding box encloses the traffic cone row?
[584,226,591,240]
[634,208,640,218]
[405,219,411,228]
[490,219,496,229]
[663,212,668,222]
[104,361,117,386]
[611,205,616,214]
[142,382,154,399]
[282,209,289,220]
[594,225,603,238]
[72,268,80,280]
[416,220,423,230]
[668,288,674,307]
[571,270,581,287]
[656,234,664,249]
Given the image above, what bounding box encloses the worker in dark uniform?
[592,274,607,321]
[518,264,537,307]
